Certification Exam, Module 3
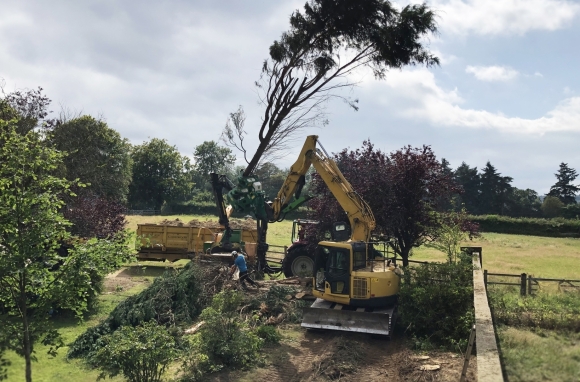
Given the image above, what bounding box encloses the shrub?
[68,262,203,361]
[255,325,282,344]
[193,290,263,371]
[398,253,474,349]
[92,321,177,382]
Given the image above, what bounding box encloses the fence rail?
[484,270,580,296]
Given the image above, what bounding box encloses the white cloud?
[431,0,580,36]
[465,65,519,81]
[368,69,580,135]
[534,72,544,78]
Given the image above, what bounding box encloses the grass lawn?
[497,326,580,382]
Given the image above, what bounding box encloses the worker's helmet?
[231,251,238,257]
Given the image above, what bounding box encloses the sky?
[1,0,579,194]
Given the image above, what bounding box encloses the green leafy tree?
[223,0,439,176]
[128,138,194,210]
[547,162,579,205]
[0,120,133,382]
[0,86,56,135]
[253,162,288,200]
[192,141,235,189]
[541,195,564,218]
[426,209,479,263]
[506,188,542,217]
[92,321,177,382]
[47,115,133,203]
[479,162,513,215]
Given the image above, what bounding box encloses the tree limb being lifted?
[222,0,439,176]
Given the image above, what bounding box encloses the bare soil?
[209,328,477,382]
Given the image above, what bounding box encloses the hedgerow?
[469,215,580,237]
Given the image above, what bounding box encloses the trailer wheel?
[283,248,314,278]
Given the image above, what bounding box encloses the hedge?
[469,215,580,237]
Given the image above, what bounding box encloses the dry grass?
[498,326,580,382]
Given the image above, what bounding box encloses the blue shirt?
[234,254,247,272]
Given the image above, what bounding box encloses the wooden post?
[520,273,527,296]
[528,275,533,296]
[484,270,488,291]
[460,325,477,382]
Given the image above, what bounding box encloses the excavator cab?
[304,240,400,336]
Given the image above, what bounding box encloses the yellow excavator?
[213,135,401,336]
[274,135,400,336]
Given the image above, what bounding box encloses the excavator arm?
[270,135,375,242]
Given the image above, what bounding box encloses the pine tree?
[547,163,579,205]
[454,162,480,214]
[479,162,513,215]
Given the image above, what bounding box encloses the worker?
[230,251,258,290]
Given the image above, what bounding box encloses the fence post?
[528,275,532,296]
[520,273,527,296]
[484,270,488,291]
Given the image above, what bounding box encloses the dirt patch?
[209,329,477,382]
[155,217,257,230]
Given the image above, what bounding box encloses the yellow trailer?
[136,223,258,262]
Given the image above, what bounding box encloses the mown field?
[4,214,580,381]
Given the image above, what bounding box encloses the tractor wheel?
[283,248,315,278]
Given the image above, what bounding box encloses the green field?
[3,215,579,381]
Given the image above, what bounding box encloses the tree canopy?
[192,141,235,189]
[234,0,439,175]
[547,162,579,205]
[47,115,133,203]
[128,138,193,210]
[308,141,460,266]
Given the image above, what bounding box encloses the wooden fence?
[484,270,580,296]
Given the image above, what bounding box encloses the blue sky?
[1,0,579,194]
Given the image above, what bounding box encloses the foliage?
[128,138,194,210]
[47,115,133,203]
[547,162,579,205]
[68,262,203,361]
[478,161,513,215]
[255,325,282,344]
[398,253,474,349]
[469,214,580,237]
[194,290,263,370]
[489,289,580,332]
[308,141,459,266]
[254,162,288,200]
[426,209,480,263]
[192,141,235,189]
[0,86,56,134]
[562,202,580,219]
[542,195,565,218]
[453,162,480,214]
[0,120,131,382]
[63,194,128,238]
[232,0,439,175]
[506,188,542,218]
[92,321,178,382]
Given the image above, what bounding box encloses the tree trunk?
[401,247,410,267]
[20,274,32,382]
[243,139,269,177]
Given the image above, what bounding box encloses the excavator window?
[326,248,349,277]
[353,250,366,270]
